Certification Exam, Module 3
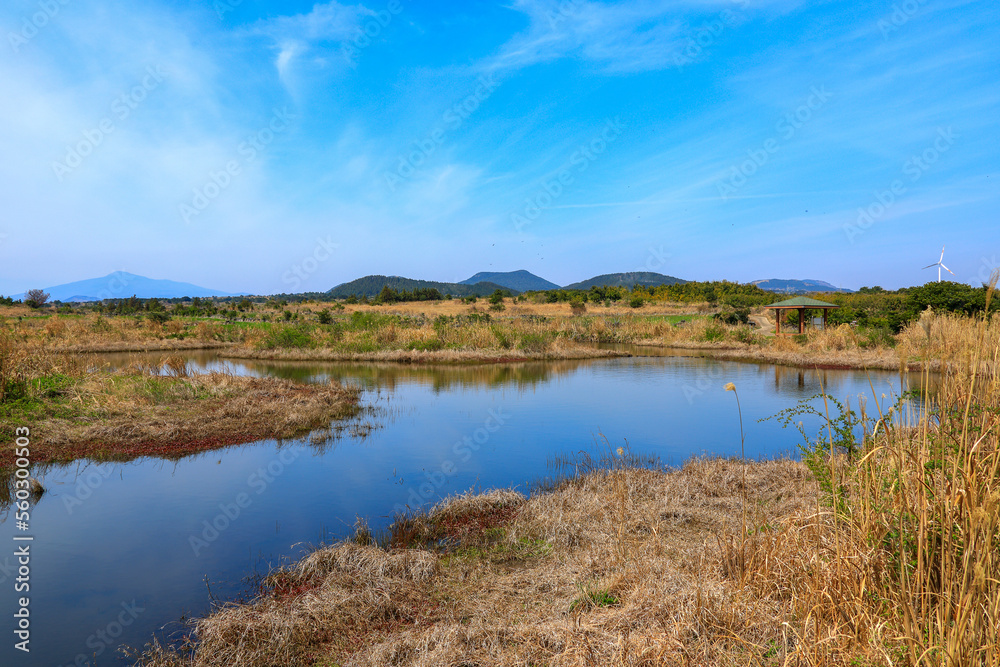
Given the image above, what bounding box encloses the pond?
[0,350,924,666]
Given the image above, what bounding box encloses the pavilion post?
[765,297,839,338]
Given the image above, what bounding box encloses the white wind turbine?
[923,245,955,282]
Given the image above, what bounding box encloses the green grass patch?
[257,325,315,350]
[569,585,619,613]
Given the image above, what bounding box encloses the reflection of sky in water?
[0,352,924,665]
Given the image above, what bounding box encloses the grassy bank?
[5,298,997,371]
[132,457,819,667]
[0,348,360,468]
[131,288,1000,667]
[220,309,626,363]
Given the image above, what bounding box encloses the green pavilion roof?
[765,296,840,309]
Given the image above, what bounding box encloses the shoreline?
[76,340,927,373]
[0,372,361,469]
[132,458,820,667]
[48,340,235,354]
[637,341,913,371]
[218,344,627,364]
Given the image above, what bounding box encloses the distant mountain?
[15,272,237,302]
[459,270,559,292]
[751,279,853,294]
[563,272,688,290]
[328,275,516,299]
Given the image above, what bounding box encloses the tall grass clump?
[843,273,1000,665]
[257,325,315,350]
[736,271,1000,665]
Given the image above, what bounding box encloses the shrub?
[24,289,49,309]
[629,296,644,308]
[731,325,762,345]
[317,309,333,325]
[259,326,314,350]
[859,326,897,349]
[700,324,727,342]
[490,325,513,349]
[714,308,750,325]
[518,332,552,353]
[407,338,444,352]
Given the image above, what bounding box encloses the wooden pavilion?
[766,296,839,336]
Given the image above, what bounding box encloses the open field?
[5,293,996,371]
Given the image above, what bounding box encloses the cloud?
[485,0,798,73]
[488,0,685,72]
[248,1,371,84]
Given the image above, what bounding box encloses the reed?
[0,346,361,468]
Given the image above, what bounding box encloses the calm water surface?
[1,351,923,665]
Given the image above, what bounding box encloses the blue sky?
[1,0,997,295]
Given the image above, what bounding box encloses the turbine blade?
[941,264,954,274]
[922,263,938,269]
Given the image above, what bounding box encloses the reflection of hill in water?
[237,358,594,393]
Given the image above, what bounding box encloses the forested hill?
[328,275,513,299]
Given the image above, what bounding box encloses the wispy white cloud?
[485,0,799,73]
[247,1,371,87]
[488,0,686,72]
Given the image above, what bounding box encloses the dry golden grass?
[310,299,696,319]
[131,458,821,667]
[2,312,235,353]
[224,342,621,364]
[0,351,360,467]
